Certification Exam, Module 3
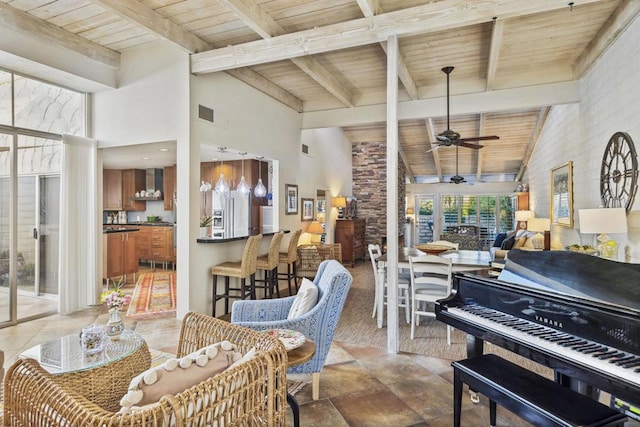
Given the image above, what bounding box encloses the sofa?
[490,229,538,260]
[4,312,288,427]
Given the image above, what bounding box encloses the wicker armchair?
[295,243,342,284]
[4,312,288,427]
[231,260,353,400]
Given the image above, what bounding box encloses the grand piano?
[435,250,640,418]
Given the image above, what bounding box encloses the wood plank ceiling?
[2,0,638,184]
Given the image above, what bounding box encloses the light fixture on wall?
[578,208,627,259]
[254,156,267,198]
[236,152,251,195]
[214,146,229,195]
[527,217,550,250]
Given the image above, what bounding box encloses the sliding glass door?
[0,133,10,324]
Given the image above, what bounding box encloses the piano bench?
[452,354,627,427]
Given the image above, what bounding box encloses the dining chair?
[408,254,453,343]
[368,244,411,324]
[430,240,459,250]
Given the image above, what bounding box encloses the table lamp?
[527,218,550,250]
[578,208,627,259]
[514,210,533,230]
[333,196,347,219]
[306,221,325,243]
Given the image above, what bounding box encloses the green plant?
[200,215,212,227]
[113,275,126,291]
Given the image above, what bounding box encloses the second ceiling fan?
[432,66,500,150]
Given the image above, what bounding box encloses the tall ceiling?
[2,0,638,183]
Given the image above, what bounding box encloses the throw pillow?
[119,341,242,414]
[287,278,319,319]
[492,233,507,248]
[501,235,516,250]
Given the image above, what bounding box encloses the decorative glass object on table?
[80,323,105,355]
[578,208,628,260]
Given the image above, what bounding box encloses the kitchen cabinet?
[335,218,366,267]
[103,169,146,211]
[104,231,138,279]
[163,165,176,211]
[124,225,174,265]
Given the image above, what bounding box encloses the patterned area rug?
[127,272,176,318]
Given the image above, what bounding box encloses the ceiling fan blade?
[426,145,443,153]
[459,135,500,142]
[457,142,484,150]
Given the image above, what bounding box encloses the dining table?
[375,247,491,328]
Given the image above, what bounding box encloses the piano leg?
[466,334,484,404]
[554,372,600,401]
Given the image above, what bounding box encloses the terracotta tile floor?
[1,264,637,426]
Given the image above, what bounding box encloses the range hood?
[131,168,164,200]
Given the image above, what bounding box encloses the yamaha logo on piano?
[534,315,563,328]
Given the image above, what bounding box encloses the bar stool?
[254,231,285,299]
[211,234,262,317]
[278,229,302,295]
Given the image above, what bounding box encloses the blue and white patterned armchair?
[231,260,353,400]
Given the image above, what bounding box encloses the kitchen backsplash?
[104,201,175,224]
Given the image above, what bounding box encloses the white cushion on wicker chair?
[119,341,241,413]
[287,278,318,319]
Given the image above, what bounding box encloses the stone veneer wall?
[352,141,406,250]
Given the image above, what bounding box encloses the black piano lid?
[502,250,640,313]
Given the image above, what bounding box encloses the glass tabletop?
[20,330,145,375]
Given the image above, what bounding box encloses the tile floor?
[1,265,637,426]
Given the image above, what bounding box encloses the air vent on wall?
[199,105,214,123]
[302,144,309,155]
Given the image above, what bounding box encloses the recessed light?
[159,148,169,152]
[143,157,150,160]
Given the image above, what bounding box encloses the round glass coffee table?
[20,330,151,412]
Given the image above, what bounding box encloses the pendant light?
[254,156,267,198]
[214,146,230,195]
[236,152,251,195]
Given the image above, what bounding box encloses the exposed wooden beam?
[0,2,120,68]
[92,0,210,53]
[516,107,550,181]
[226,68,303,112]
[192,0,603,74]
[573,0,640,78]
[427,118,443,181]
[476,114,485,181]
[356,0,418,100]
[218,0,354,107]
[303,80,580,129]
[486,18,504,91]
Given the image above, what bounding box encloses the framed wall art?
[301,198,314,221]
[285,184,298,215]
[550,161,573,228]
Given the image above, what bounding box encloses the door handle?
[33,228,38,239]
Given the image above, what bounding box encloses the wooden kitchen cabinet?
[104,231,138,279]
[335,218,366,267]
[103,169,146,211]
[163,165,176,211]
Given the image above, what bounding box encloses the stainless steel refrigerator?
[212,190,252,237]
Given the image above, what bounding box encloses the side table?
[287,339,316,427]
[20,329,151,412]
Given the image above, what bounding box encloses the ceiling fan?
[450,145,469,184]
[432,66,500,150]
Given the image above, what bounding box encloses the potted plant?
[200,215,212,237]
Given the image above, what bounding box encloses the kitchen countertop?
[103,227,140,234]
[103,222,174,227]
[197,229,289,243]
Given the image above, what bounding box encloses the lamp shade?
[527,218,550,232]
[332,197,347,208]
[306,221,324,234]
[514,210,533,221]
[578,208,628,234]
[406,207,414,215]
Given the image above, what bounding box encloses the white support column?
[386,34,399,354]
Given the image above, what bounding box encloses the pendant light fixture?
[254,156,267,198]
[214,146,230,195]
[236,152,251,195]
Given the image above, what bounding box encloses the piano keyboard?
[448,303,640,386]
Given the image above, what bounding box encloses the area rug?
[127,272,176,318]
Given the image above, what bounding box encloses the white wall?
[527,15,640,260]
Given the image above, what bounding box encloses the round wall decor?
[600,131,638,211]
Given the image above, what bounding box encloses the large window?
[440,194,516,248]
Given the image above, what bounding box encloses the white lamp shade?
[514,210,533,221]
[527,218,550,232]
[578,208,627,234]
